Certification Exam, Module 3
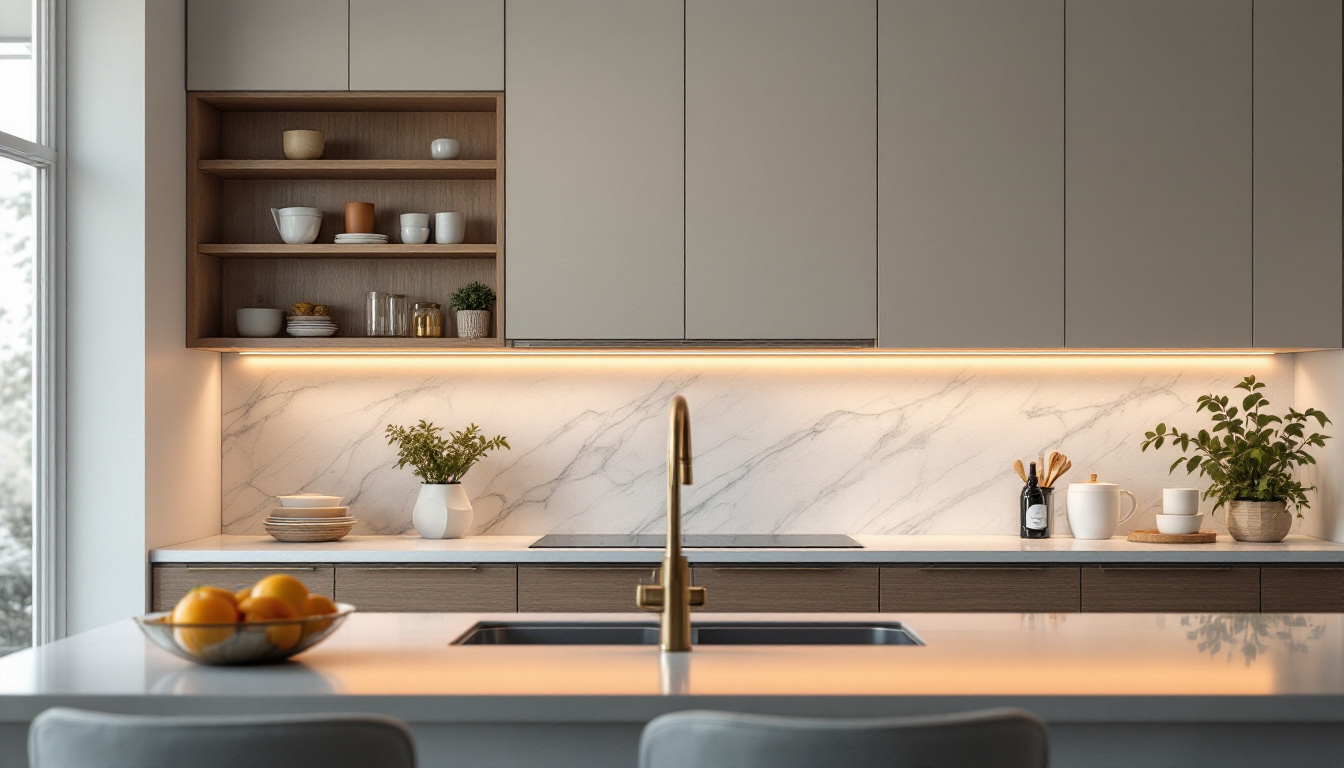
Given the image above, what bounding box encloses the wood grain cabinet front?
[880,566,1080,612]
[152,565,334,612]
[1081,566,1260,612]
[517,567,661,612]
[333,566,516,612]
[1261,567,1344,613]
[692,567,879,613]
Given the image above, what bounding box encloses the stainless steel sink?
[453,621,923,646]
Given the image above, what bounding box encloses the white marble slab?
[222,355,1297,538]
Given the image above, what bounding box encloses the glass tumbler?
[413,302,443,337]
[386,294,409,337]
[366,291,389,337]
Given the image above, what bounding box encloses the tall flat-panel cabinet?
[505,1,685,340]
[1253,0,1343,349]
[685,0,877,340]
[187,0,349,91]
[878,0,1063,348]
[349,0,503,91]
[1065,0,1252,348]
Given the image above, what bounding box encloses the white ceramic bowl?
[270,506,349,519]
[1155,513,1203,535]
[236,308,284,337]
[400,226,430,245]
[430,138,461,160]
[400,213,430,228]
[277,493,344,508]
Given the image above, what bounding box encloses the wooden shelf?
[199,244,498,259]
[191,336,506,352]
[197,159,497,180]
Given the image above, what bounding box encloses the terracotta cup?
[344,202,376,234]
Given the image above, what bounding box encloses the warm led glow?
[237,349,1278,358]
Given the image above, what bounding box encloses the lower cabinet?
[1080,566,1261,613]
[152,565,334,611]
[1261,567,1344,612]
[333,565,517,612]
[518,566,660,612]
[692,567,879,612]
[880,566,1081,613]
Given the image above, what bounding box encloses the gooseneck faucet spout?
[636,395,706,651]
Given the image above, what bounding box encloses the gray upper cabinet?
[349,0,503,91]
[187,0,349,91]
[878,0,1064,348]
[504,0,685,340]
[685,0,877,340]
[1252,0,1343,349]
[1065,0,1252,348]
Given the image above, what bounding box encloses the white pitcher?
[1065,474,1137,539]
[270,206,322,244]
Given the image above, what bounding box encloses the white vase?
[456,309,490,339]
[412,483,473,539]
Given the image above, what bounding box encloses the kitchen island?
[3,611,1343,768]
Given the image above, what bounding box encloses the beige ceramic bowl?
[283,129,325,160]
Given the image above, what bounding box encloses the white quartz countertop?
[149,533,1344,564]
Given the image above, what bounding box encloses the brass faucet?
[636,395,706,651]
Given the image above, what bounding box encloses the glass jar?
[366,291,389,337]
[413,302,443,338]
[386,294,409,337]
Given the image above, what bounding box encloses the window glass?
[0,0,37,142]
[0,155,33,655]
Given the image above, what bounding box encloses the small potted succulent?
[385,420,510,539]
[450,281,495,339]
[1142,376,1330,542]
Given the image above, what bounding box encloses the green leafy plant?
[1141,376,1331,515]
[385,420,510,484]
[449,281,496,312]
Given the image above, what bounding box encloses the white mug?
[1065,478,1137,540]
[270,206,322,245]
[1162,488,1200,516]
[435,212,465,244]
[430,138,461,160]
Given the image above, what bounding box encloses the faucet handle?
[636,584,664,611]
[688,586,706,607]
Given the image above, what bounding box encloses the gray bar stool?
[640,708,1048,768]
[28,707,415,768]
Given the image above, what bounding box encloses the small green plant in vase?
[1141,376,1330,542]
[386,420,510,539]
[450,281,495,339]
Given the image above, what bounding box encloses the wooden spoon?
[1013,459,1028,483]
[1049,459,1072,488]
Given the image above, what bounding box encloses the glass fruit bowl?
[134,604,355,665]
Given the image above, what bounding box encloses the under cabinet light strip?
[236,349,1279,358]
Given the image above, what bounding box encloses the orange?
[188,586,239,607]
[234,586,252,603]
[303,594,339,636]
[239,595,301,650]
[170,592,238,653]
[250,574,310,615]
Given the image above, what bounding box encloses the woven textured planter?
[456,309,490,339]
[1225,500,1292,542]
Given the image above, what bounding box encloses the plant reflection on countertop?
[385,420,510,540]
[1182,614,1324,666]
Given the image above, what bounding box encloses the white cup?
[400,212,430,228]
[236,308,284,337]
[270,207,322,245]
[1162,488,1201,516]
[401,226,431,245]
[431,138,461,160]
[434,212,466,244]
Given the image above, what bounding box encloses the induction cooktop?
[529,534,862,549]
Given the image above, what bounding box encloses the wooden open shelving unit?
[187,91,505,351]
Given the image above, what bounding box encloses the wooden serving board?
[1127,529,1218,544]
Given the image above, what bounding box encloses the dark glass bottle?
[1020,462,1049,539]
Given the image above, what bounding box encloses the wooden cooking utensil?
[1013,459,1028,483]
[1050,459,1072,487]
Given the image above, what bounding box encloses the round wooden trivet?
[1126,529,1217,544]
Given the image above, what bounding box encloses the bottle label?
[1025,504,1048,530]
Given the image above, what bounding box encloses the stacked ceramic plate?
[265,494,356,542]
[334,233,388,245]
[287,315,338,337]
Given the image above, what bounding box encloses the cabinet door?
[504,0,684,341]
[1262,567,1344,612]
[878,0,1063,348]
[518,567,660,612]
[692,567,879,612]
[880,567,1079,612]
[152,565,334,612]
[1081,566,1260,612]
[334,566,516,612]
[685,0,877,340]
[186,0,348,91]
[1065,0,1252,348]
[349,0,503,91]
[1253,0,1343,349]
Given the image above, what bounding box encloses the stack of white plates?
[335,233,389,244]
[265,505,356,542]
[287,315,338,337]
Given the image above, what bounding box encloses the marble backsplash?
[222,354,1294,537]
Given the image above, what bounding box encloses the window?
[0,0,56,656]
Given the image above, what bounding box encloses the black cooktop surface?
[529,534,862,549]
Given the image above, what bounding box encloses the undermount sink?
[452,621,923,646]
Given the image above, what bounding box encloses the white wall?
[1296,350,1344,543]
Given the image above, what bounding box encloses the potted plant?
[385,420,510,539]
[1141,376,1330,542]
[450,281,495,339]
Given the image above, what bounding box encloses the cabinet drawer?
[1081,566,1260,612]
[334,566,516,612]
[152,565,334,611]
[1262,567,1344,612]
[692,567,879,612]
[880,567,1080,613]
[518,566,660,612]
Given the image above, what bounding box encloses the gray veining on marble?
[221,355,1294,537]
